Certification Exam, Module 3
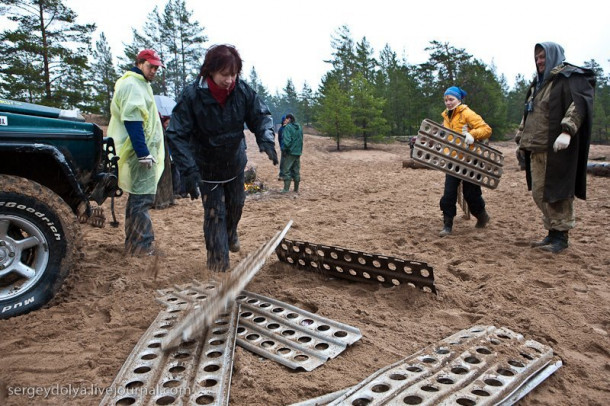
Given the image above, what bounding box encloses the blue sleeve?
[124,120,149,157]
[278,126,284,149]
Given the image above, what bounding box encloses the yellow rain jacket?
[108,71,164,195]
[441,104,492,141]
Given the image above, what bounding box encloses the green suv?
[0,98,121,319]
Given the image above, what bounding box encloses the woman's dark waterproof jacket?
[166,77,275,181]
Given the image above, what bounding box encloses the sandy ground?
[0,131,609,406]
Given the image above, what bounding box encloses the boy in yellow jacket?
[439,86,492,236]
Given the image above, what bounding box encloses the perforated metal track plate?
[275,239,436,294]
[157,283,362,372]
[320,325,561,406]
[159,221,292,350]
[99,284,239,406]
[412,119,504,190]
[235,290,362,371]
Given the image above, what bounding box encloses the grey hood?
[535,42,565,88]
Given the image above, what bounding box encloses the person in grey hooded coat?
[516,42,595,253]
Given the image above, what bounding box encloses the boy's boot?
[439,215,453,237]
[293,181,300,192]
[474,209,490,228]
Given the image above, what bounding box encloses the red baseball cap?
[137,49,165,68]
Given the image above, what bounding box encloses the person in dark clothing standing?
[516,42,595,253]
[166,44,278,272]
[281,114,303,193]
[280,114,303,193]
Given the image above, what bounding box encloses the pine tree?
[272,79,299,122]
[299,82,314,127]
[456,59,507,138]
[377,44,420,135]
[90,32,119,119]
[326,25,356,92]
[505,74,530,131]
[418,40,473,116]
[120,0,206,99]
[354,37,377,82]
[119,6,168,95]
[423,40,472,87]
[247,67,271,101]
[246,66,279,125]
[317,76,357,150]
[160,0,206,98]
[584,59,609,142]
[350,73,387,149]
[283,79,300,117]
[0,0,95,108]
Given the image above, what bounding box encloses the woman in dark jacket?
[166,44,278,271]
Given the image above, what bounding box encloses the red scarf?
[206,76,236,107]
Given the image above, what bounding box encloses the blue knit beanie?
[444,86,467,100]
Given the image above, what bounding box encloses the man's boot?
[540,230,569,253]
[293,180,300,192]
[439,215,453,237]
[474,209,490,228]
[531,230,552,247]
[281,179,291,193]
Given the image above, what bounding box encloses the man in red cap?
[136,49,165,78]
[108,49,166,256]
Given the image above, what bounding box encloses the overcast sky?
[66,0,609,94]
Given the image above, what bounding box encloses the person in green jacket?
[280,113,303,193]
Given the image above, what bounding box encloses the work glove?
[553,132,571,152]
[138,154,157,169]
[183,170,201,200]
[261,144,279,165]
[463,131,475,146]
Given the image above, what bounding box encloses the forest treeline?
[1,0,609,147]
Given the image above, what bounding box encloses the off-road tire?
[0,175,80,319]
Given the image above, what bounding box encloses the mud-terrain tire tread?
[0,175,81,319]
